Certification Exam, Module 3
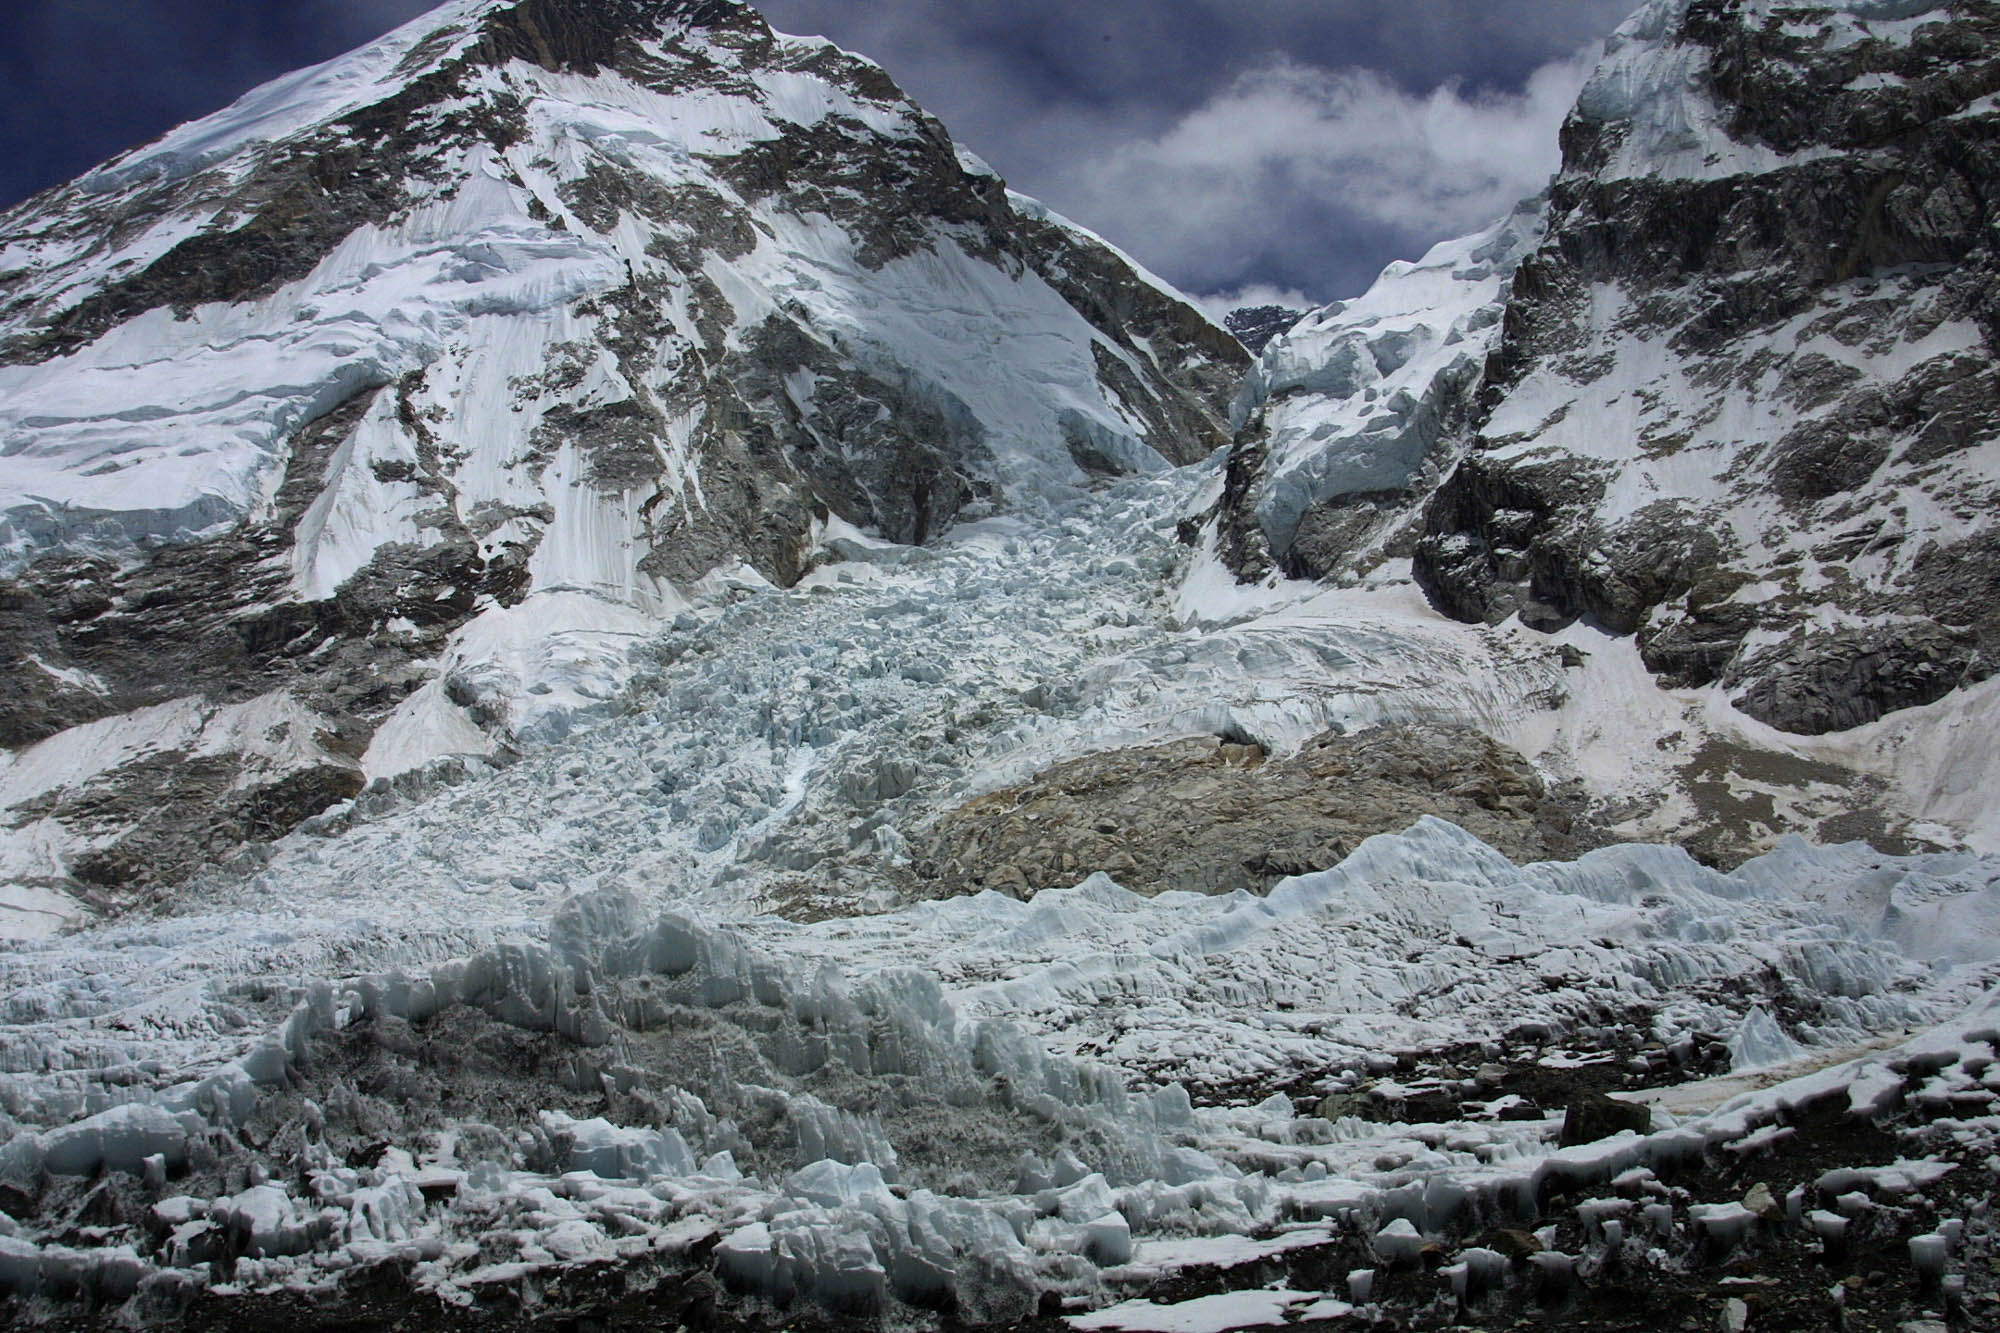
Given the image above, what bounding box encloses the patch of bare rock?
[912,724,1604,901]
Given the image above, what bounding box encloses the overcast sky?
[1,0,1635,307]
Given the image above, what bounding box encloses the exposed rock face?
[0,0,1244,913]
[914,725,1603,900]
[1414,0,2000,736]
[1558,1090,1654,1147]
[1213,0,2000,741]
[1224,304,1305,354]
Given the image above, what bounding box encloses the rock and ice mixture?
[3,0,2000,1328]
[1217,0,2000,732]
[1,461,1998,1329]
[1214,197,1547,587]
[0,821,1997,1327]
[0,0,1242,923]
[1207,0,2000,858]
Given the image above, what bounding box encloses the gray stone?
[1728,625,1980,736]
[1558,1091,1652,1147]
[914,724,1603,901]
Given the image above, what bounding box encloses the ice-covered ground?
[2,462,1998,1322]
[3,465,1584,941]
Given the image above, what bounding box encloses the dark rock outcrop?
[1225,304,1305,355]
[1558,1090,1653,1147]
[1404,1,2000,735]
[1726,623,1980,735]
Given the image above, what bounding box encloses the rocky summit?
[2,2,1999,1332]
[1222,305,1306,356]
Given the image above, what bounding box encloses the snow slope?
[0,0,1243,918]
[1221,196,1545,576]
[0,1,1230,569]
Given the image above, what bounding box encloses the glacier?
[0,0,1243,912]
[2,461,1998,1325]
[2,0,2000,1327]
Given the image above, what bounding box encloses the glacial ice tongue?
[3,439,1999,1324]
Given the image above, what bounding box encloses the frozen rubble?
[0,463,1997,1326]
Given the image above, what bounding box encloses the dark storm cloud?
[760,0,1634,119]
[3,0,1636,305]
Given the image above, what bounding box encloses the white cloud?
[1038,47,1600,302]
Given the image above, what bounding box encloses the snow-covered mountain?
[1210,0,2000,860]
[4,1,2000,1330]
[0,0,1243,913]
[1214,199,1548,587]
[1423,0,2000,740]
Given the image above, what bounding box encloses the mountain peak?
[463,0,766,75]
[0,0,1240,902]
[0,0,904,368]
